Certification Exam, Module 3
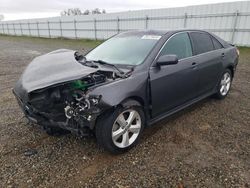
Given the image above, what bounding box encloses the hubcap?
[220,72,231,96]
[112,109,141,148]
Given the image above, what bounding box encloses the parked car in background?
[13,30,239,153]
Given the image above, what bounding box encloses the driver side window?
[160,32,193,59]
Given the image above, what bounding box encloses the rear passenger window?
[159,32,192,59]
[190,32,214,55]
[212,37,223,50]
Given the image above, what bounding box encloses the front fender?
[90,71,148,109]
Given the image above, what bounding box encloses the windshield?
[85,34,160,66]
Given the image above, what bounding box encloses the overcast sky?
[0,0,244,21]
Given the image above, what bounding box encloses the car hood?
[14,49,97,99]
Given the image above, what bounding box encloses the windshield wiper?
[93,60,124,75]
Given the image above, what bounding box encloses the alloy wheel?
[112,109,141,148]
[220,72,231,96]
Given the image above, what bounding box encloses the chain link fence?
[1,2,250,46]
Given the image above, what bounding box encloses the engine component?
[70,72,107,91]
[71,80,87,90]
[28,70,108,130]
[64,89,101,122]
[64,106,74,119]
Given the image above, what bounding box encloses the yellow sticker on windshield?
[141,35,161,40]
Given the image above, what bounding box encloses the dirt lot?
[0,35,249,188]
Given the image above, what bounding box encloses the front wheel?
[95,102,145,154]
[215,69,232,99]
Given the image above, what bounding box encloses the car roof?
[116,29,229,47]
[117,30,167,37]
[119,29,213,36]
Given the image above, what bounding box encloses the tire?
[214,69,232,99]
[95,101,145,154]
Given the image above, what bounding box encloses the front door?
[149,32,199,117]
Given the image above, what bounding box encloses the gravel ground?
[0,35,249,188]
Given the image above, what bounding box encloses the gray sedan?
[13,30,239,153]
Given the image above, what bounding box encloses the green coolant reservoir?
[71,80,87,90]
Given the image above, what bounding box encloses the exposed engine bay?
[23,70,117,134]
[13,49,133,135]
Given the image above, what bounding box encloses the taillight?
[236,48,240,56]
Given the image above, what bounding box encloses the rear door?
[149,32,199,117]
[189,32,224,95]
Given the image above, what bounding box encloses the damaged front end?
[14,70,117,135]
[13,49,124,135]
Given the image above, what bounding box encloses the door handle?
[191,62,197,69]
[221,53,225,58]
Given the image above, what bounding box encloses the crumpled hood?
[14,49,97,99]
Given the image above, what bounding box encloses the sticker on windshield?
[141,35,161,40]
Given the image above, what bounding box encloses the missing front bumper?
[13,90,97,136]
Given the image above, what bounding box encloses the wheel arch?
[120,96,145,107]
[96,96,146,126]
[119,96,151,125]
[226,65,234,78]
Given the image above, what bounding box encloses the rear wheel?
[215,69,232,99]
[95,101,145,154]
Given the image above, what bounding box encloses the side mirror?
[156,54,178,66]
